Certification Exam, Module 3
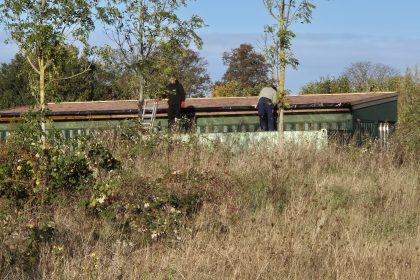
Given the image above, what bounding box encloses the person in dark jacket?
[166,77,186,129]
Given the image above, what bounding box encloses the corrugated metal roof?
[0,92,398,118]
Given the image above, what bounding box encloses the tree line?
[0,47,211,109]
[0,0,321,112]
[0,0,212,111]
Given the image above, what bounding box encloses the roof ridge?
[189,96,258,99]
[298,91,398,96]
[301,91,398,96]
[41,92,399,105]
[46,100,137,105]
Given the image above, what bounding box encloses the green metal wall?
[284,112,352,131]
[188,112,353,133]
[0,111,354,141]
[2,104,397,140]
[0,120,134,141]
[352,101,398,123]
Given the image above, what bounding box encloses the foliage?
[111,188,203,242]
[263,0,316,95]
[300,61,402,94]
[212,44,271,97]
[0,54,35,109]
[46,46,111,102]
[0,116,120,202]
[0,0,96,110]
[143,44,212,98]
[0,52,144,107]
[212,81,260,97]
[396,66,420,152]
[222,44,271,88]
[175,48,212,97]
[300,75,352,94]
[97,0,205,101]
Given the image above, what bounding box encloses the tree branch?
[26,56,41,75]
[263,0,280,21]
[50,65,91,81]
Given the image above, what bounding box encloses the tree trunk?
[39,57,47,144]
[277,0,286,146]
[138,0,145,121]
[138,75,145,120]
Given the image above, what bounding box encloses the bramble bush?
[0,117,121,203]
[0,117,208,277]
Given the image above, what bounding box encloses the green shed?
[0,92,398,141]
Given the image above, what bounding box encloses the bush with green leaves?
[0,116,121,203]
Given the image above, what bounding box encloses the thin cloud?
[297,32,373,42]
[1,29,419,93]
[197,32,420,92]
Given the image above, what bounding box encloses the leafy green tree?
[262,0,317,134]
[97,0,205,108]
[47,46,133,102]
[222,44,271,88]
[212,81,259,97]
[212,44,271,97]
[46,46,96,102]
[143,45,211,98]
[0,54,35,109]
[0,0,96,112]
[0,50,130,108]
[300,76,352,94]
[176,49,212,98]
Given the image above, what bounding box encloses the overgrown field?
[1,121,419,279]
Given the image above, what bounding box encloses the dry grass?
[1,136,419,280]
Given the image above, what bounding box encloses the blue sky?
[1,0,420,93]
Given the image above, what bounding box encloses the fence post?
[356,119,361,146]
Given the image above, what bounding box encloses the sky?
[1,0,420,93]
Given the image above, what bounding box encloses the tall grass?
[1,130,419,279]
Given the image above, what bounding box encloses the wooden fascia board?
[286,108,350,113]
[0,108,351,123]
[0,114,140,122]
[49,114,139,121]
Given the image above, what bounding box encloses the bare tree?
[343,62,399,92]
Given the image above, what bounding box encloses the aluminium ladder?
[140,99,159,130]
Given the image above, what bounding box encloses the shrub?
[0,117,120,203]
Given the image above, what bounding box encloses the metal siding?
[0,112,354,138]
[2,107,397,140]
[352,101,398,123]
[285,112,353,131]
[190,112,354,132]
[51,119,132,129]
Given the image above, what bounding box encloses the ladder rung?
[140,99,159,130]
